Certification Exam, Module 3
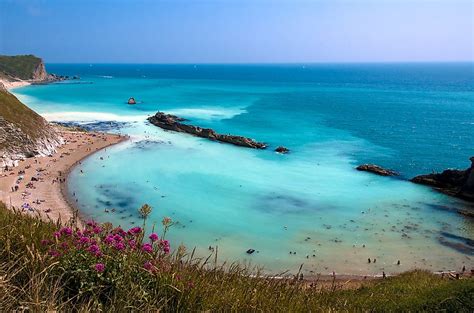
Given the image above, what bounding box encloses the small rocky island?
[356,164,399,176]
[411,157,474,202]
[275,146,290,154]
[147,112,267,149]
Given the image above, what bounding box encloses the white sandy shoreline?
[0,128,127,225]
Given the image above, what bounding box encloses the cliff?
[0,88,62,167]
[411,157,474,202]
[0,54,66,84]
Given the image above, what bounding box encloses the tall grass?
[0,202,472,311]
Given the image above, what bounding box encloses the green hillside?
[0,55,43,80]
[0,89,54,153]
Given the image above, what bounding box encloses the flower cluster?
[42,220,171,274]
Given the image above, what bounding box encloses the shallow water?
[13,63,474,275]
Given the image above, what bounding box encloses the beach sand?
[0,127,127,225]
[0,78,31,90]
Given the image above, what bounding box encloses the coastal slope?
[0,87,63,167]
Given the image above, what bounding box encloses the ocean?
[13,63,474,276]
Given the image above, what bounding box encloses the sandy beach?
[0,127,127,225]
[0,78,31,90]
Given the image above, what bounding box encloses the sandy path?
[0,128,127,225]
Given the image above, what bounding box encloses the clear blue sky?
[0,0,472,63]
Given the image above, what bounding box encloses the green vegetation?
[0,89,51,150]
[0,55,43,80]
[0,202,472,311]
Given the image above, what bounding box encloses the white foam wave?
[98,75,114,79]
[165,107,246,120]
[42,111,149,123]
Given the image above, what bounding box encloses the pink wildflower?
[48,249,60,257]
[104,234,114,244]
[143,261,154,271]
[88,244,100,255]
[53,231,61,238]
[149,233,159,242]
[60,227,73,236]
[93,226,102,234]
[86,220,97,227]
[142,243,153,253]
[79,236,90,245]
[161,239,170,254]
[94,263,105,273]
[128,226,142,235]
[113,234,124,242]
[114,242,125,251]
[128,239,137,249]
[40,239,51,246]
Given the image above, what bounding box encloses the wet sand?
[0,127,127,225]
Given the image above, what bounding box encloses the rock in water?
[356,164,399,176]
[275,146,290,154]
[147,112,267,149]
[128,97,137,105]
[411,157,474,202]
[246,249,255,254]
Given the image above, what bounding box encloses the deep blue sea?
[13,63,474,275]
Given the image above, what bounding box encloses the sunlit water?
[13,63,474,276]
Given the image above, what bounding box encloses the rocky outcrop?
[275,146,290,154]
[411,157,474,202]
[148,112,267,149]
[356,164,399,176]
[0,88,63,167]
[32,60,48,81]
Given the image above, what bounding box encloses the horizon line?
[43,60,474,65]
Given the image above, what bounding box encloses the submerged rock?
[147,112,267,149]
[411,157,474,202]
[275,146,290,154]
[246,249,255,254]
[356,164,399,176]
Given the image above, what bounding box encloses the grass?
[0,55,43,80]
[0,201,473,311]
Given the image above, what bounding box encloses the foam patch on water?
[165,107,247,120]
[42,111,149,123]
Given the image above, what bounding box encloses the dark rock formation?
[148,112,267,149]
[411,157,474,202]
[356,164,399,176]
[275,146,290,154]
[128,97,137,105]
[246,249,255,254]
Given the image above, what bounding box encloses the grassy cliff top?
[0,54,43,80]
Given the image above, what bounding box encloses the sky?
[0,0,472,63]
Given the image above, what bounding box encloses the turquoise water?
[13,63,474,276]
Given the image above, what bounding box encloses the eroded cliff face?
[0,86,63,167]
[32,61,48,81]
